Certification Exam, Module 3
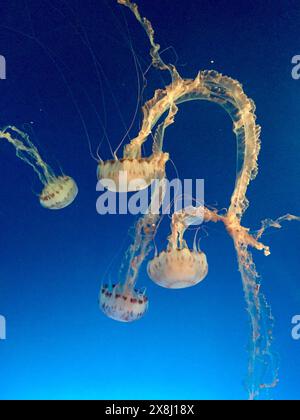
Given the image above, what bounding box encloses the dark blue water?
[0,0,299,400]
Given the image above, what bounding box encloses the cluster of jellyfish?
[97,0,299,400]
[1,0,299,400]
[97,0,267,324]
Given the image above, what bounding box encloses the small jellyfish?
[0,126,78,210]
[99,184,165,323]
[100,283,148,322]
[39,176,78,210]
[148,248,208,289]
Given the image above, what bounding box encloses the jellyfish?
[148,248,208,289]
[96,2,180,194]
[148,210,208,289]
[99,179,167,322]
[100,0,299,399]
[0,126,78,210]
[97,85,178,193]
[39,176,78,210]
[97,151,169,192]
[100,283,148,322]
[97,111,173,193]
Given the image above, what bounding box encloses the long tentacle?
[0,126,55,185]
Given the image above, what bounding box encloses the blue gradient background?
[0,0,299,400]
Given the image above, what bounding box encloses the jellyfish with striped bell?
[100,283,148,322]
[148,209,208,289]
[0,126,78,210]
[39,176,78,210]
[99,183,163,322]
[97,149,169,193]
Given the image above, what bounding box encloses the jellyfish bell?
[97,152,169,192]
[0,127,78,210]
[148,248,208,289]
[39,176,78,210]
[100,283,148,322]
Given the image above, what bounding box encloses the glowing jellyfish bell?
[98,154,167,192]
[148,209,209,289]
[148,248,208,289]
[100,282,148,322]
[0,126,78,210]
[98,153,169,193]
[98,136,169,192]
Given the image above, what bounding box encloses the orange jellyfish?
[0,126,78,210]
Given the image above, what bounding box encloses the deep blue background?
[0,0,299,400]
